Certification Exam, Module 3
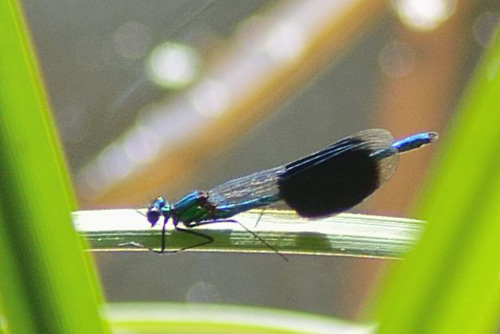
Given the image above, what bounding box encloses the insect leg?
[192,219,288,261]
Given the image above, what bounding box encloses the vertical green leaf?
[375,26,500,334]
[0,1,108,333]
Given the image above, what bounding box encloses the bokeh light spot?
[379,41,416,78]
[473,11,500,48]
[392,0,456,31]
[147,42,200,89]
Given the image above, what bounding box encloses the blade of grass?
[0,1,108,333]
[105,302,376,334]
[74,209,423,259]
[373,27,500,333]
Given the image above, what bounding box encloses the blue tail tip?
[427,131,439,143]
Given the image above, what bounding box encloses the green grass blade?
[374,27,500,334]
[74,209,423,259]
[0,1,108,333]
[105,303,376,334]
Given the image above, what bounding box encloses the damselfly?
[147,129,437,253]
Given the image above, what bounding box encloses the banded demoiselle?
[147,129,437,253]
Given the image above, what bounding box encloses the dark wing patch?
[277,129,395,218]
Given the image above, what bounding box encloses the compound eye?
[155,196,166,207]
[146,208,161,226]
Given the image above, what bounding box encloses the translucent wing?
[207,130,373,208]
[208,165,285,208]
[208,129,399,215]
[362,129,399,185]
